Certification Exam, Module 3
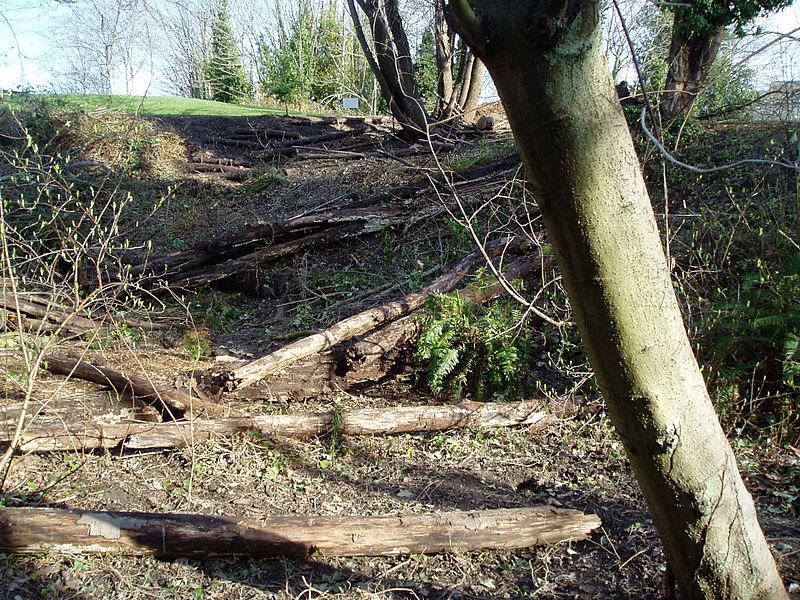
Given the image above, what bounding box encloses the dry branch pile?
[0,115,604,565]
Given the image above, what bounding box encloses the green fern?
[415,290,532,400]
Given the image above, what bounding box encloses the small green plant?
[247,168,289,192]
[189,291,241,332]
[183,328,211,360]
[415,290,532,400]
[701,253,800,441]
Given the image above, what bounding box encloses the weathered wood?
[0,506,601,557]
[293,148,368,161]
[130,154,520,285]
[204,137,268,149]
[257,127,368,158]
[43,357,239,419]
[230,127,302,139]
[166,222,367,290]
[190,163,251,175]
[134,208,408,287]
[343,254,540,384]
[15,400,552,451]
[191,156,253,167]
[1,294,100,331]
[0,292,165,332]
[224,240,516,390]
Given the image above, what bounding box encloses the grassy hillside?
[1,93,294,117]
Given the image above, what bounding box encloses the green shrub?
[415,290,532,400]
[701,253,800,441]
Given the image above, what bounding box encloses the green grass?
[1,93,296,117]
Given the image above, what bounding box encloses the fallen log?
[191,156,253,167]
[251,253,540,401]
[0,506,601,557]
[230,127,302,139]
[129,154,521,284]
[151,204,456,292]
[222,239,517,390]
[43,357,239,419]
[204,137,267,149]
[190,163,251,175]
[0,292,165,333]
[257,127,368,159]
[132,206,406,284]
[294,148,367,161]
[15,399,551,452]
[1,294,100,332]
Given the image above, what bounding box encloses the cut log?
[257,127,368,159]
[230,128,302,139]
[133,207,405,283]
[15,399,552,452]
[190,163,251,175]
[191,156,253,167]
[1,294,101,332]
[43,357,239,419]
[223,239,518,390]
[0,506,601,557]
[342,254,540,383]
[204,137,267,149]
[0,292,165,333]
[129,154,521,286]
[294,148,367,161]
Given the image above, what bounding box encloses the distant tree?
[259,4,348,108]
[52,0,154,95]
[204,0,252,103]
[661,0,791,121]
[311,7,345,103]
[347,0,429,138]
[157,0,213,99]
[415,28,438,111]
[430,0,485,121]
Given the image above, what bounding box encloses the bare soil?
[1,111,798,600]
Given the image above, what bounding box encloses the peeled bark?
[660,25,726,122]
[451,1,789,599]
[0,506,601,558]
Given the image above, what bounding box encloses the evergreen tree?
[204,0,252,104]
[310,8,344,103]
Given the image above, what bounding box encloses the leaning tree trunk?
[347,0,429,139]
[434,0,455,117]
[459,56,486,121]
[660,24,726,122]
[450,1,788,599]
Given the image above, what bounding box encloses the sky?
[1,0,800,95]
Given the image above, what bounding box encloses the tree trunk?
[15,400,551,452]
[0,506,600,558]
[451,1,789,599]
[459,56,486,121]
[660,25,726,122]
[434,0,455,117]
[347,0,429,139]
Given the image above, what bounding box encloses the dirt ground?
[1,111,798,599]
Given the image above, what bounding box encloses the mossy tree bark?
[450,1,789,599]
